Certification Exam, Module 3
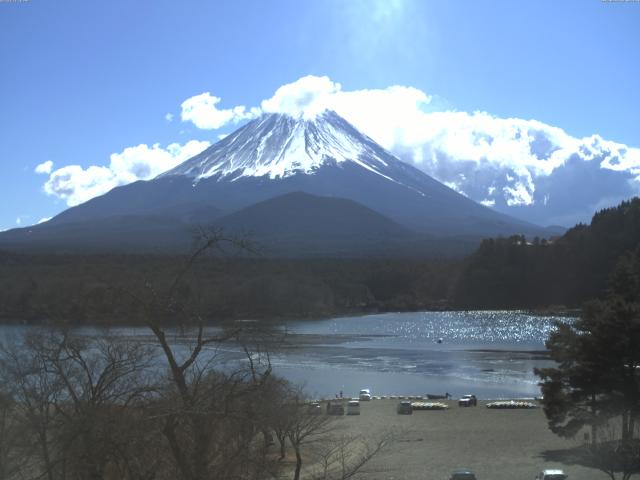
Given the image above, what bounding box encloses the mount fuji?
[1,110,551,255]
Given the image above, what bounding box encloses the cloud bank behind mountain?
[37,75,640,227]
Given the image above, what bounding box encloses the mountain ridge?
[160,111,400,183]
[1,110,552,255]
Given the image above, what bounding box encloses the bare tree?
[284,395,334,480]
[0,389,25,480]
[261,377,293,460]
[280,395,393,480]
[312,432,393,480]
[124,231,281,480]
[0,332,64,480]
[0,230,391,480]
[0,329,158,480]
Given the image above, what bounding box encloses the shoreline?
[309,398,603,480]
[0,313,555,400]
[0,306,580,327]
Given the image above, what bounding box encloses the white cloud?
[371,109,640,223]
[42,140,210,206]
[254,75,640,225]
[35,75,640,226]
[35,160,54,174]
[37,217,52,224]
[261,75,341,119]
[259,76,432,151]
[181,92,260,130]
[15,217,22,226]
[165,112,174,122]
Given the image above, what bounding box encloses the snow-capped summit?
[3,109,551,254]
[161,110,403,185]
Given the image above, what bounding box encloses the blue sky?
[1,0,639,229]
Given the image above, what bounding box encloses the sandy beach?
[302,398,606,480]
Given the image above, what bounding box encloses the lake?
[272,310,566,399]
[0,311,568,400]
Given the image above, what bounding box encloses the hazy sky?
[1,0,639,229]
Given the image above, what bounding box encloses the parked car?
[397,400,413,414]
[326,401,344,415]
[359,388,372,401]
[535,470,567,480]
[308,401,322,414]
[458,394,477,407]
[450,469,477,480]
[346,399,361,415]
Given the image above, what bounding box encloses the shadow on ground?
[540,441,640,478]
[539,445,590,466]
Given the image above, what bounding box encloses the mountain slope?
[0,215,195,253]
[0,193,469,257]
[1,110,550,255]
[218,191,412,239]
[214,191,437,256]
[47,111,544,237]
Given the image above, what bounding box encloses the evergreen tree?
[536,249,640,479]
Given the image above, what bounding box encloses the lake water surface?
[0,311,569,400]
[273,310,567,399]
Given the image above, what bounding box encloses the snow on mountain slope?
[161,110,403,185]
[28,108,548,242]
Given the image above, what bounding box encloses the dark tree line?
[454,198,640,309]
[1,197,639,324]
[0,253,459,325]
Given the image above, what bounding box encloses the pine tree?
[535,248,640,479]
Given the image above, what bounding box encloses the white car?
[535,470,567,480]
[359,388,372,401]
[347,399,361,415]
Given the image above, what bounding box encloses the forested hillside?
[2,198,638,324]
[0,253,458,324]
[454,198,640,308]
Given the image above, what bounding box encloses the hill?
[454,197,640,308]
